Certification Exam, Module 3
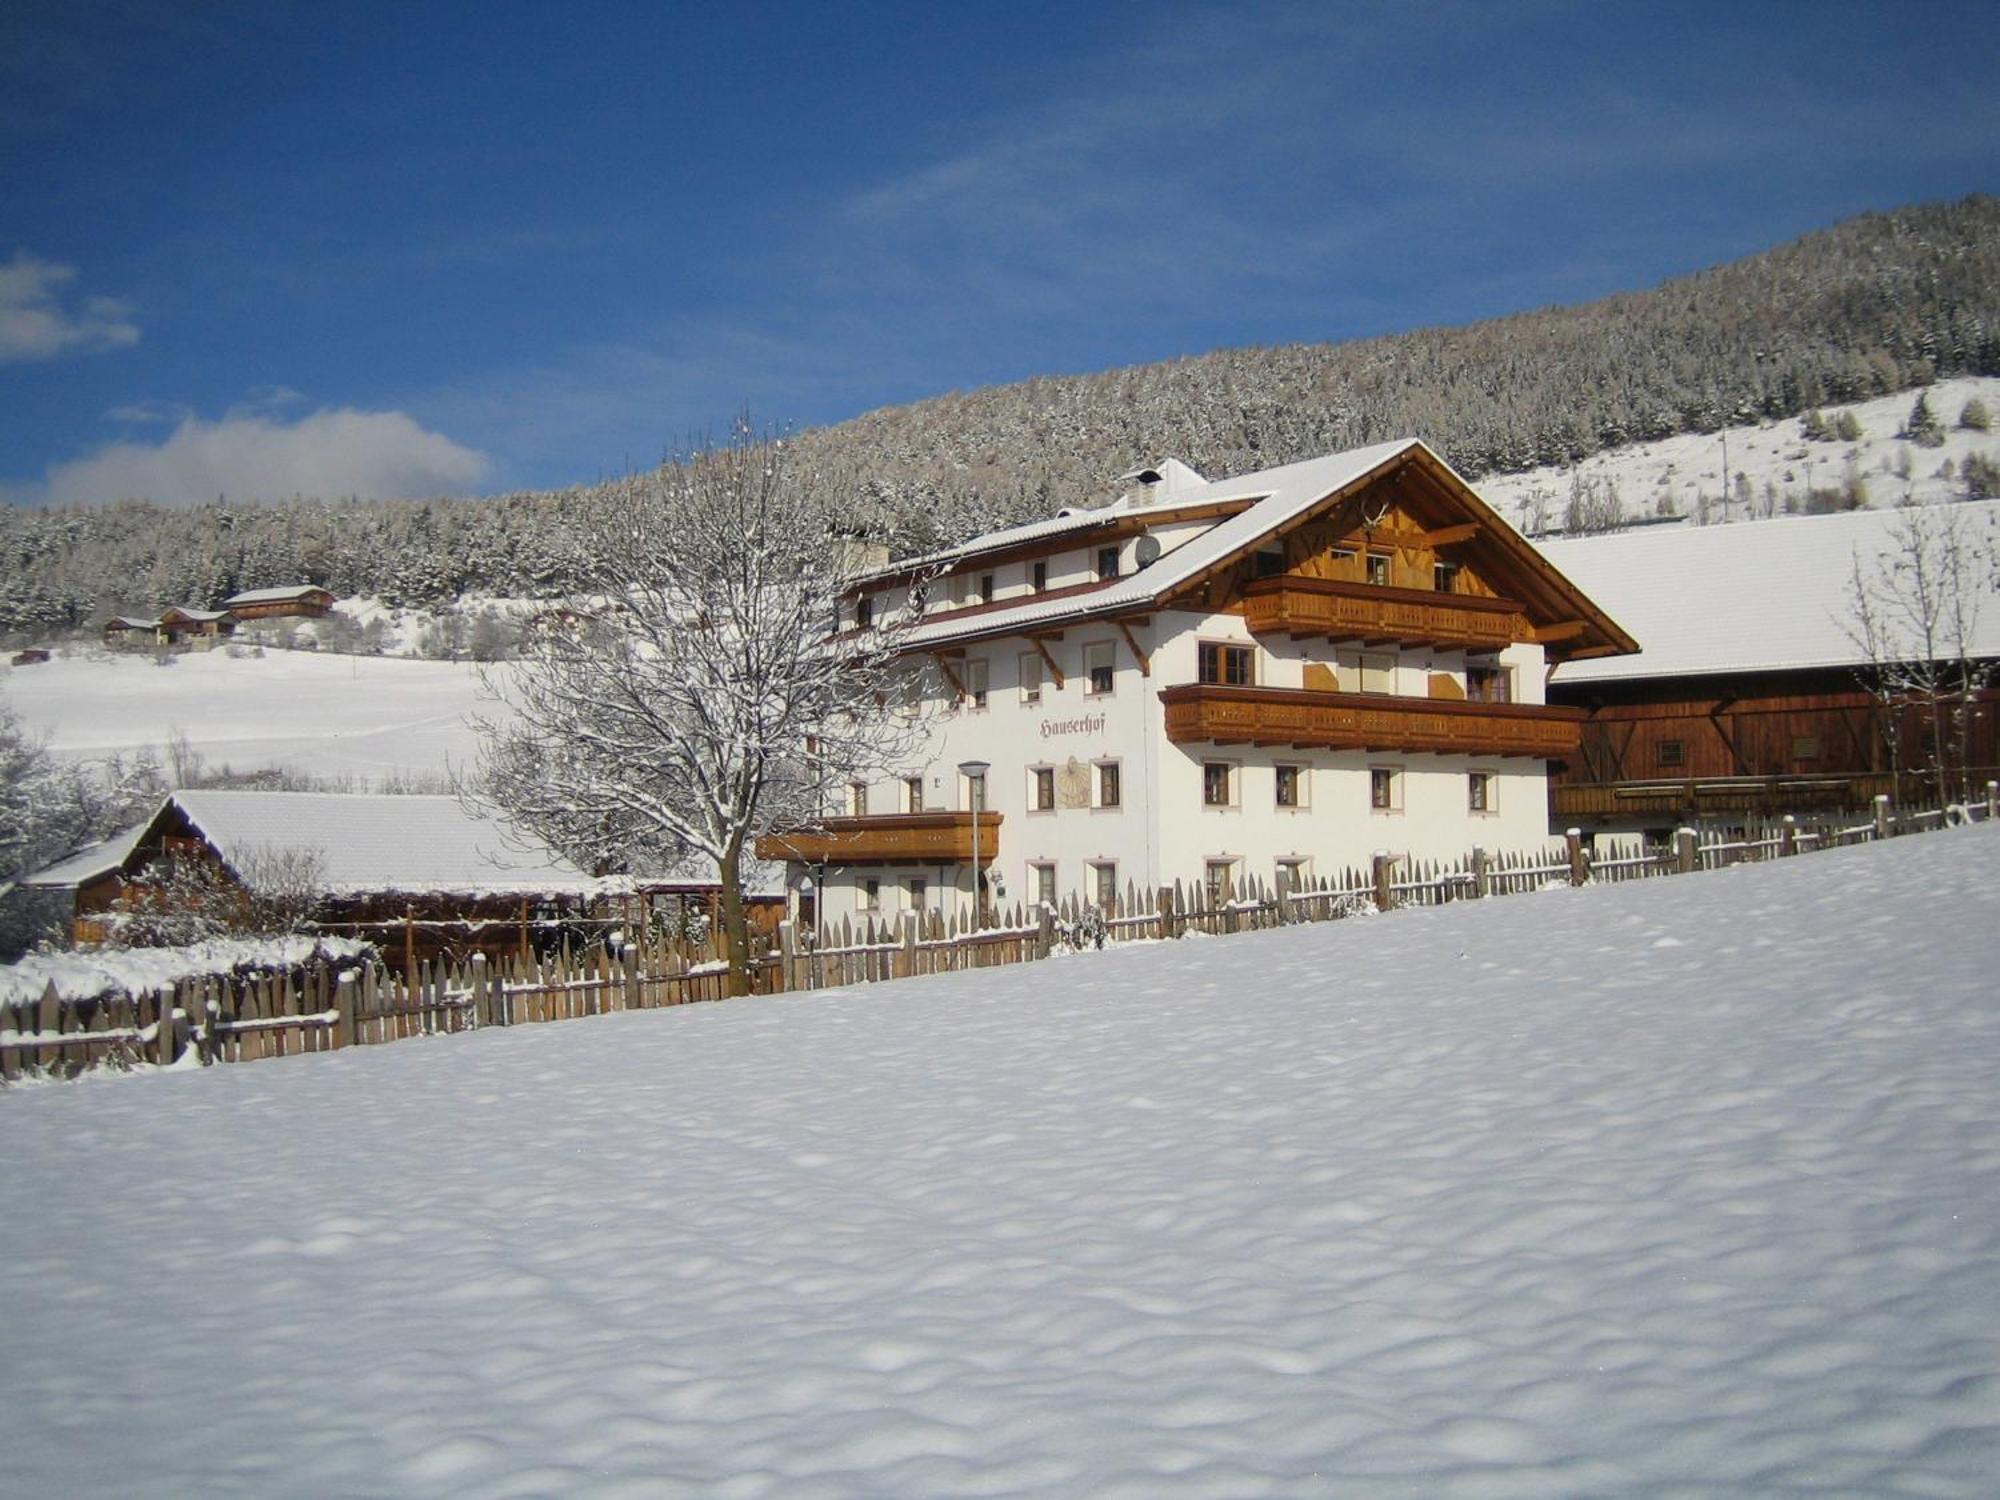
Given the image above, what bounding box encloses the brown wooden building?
[1539,504,2000,830]
[221,585,336,620]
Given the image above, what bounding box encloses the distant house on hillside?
[1539,502,2000,830]
[103,615,162,648]
[222,585,336,621]
[156,606,237,646]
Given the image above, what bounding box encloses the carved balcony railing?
[1243,576,1529,650]
[1161,684,1583,759]
[755,811,1002,865]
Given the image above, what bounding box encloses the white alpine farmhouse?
[760,439,1637,925]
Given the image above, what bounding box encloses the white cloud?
[43,407,490,506]
[0,251,140,363]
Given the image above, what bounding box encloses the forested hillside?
[4,195,1996,637]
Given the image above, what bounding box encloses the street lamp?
[958,758,990,927]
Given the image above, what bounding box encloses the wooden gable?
[1167,446,1637,662]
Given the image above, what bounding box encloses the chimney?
[1116,457,1207,510]
[831,532,892,577]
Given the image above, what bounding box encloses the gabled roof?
[223,585,334,606]
[158,606,233,624]
[150,791,607,898]
[855,478,1231,587]
[1539,501,2000,685]
[104,615,158,630]
[882,439,1637,661]
[21,824,149,889]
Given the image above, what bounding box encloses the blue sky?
[2,0,1995,507]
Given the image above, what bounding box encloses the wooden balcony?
[755,811,1002,866]
[1243,576,1529,650]
[1161,684,1583,759]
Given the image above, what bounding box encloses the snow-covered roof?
[222,585,332,606]
[881,438,1633,658]
[886,440,1414,648]
[104,616,157,629]
[163,790,607,898]
[161,607,232,623]
[1540,501,2000,685]
[21,824,148,889]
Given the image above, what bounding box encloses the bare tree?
[1844,504,1998,803]
[474,426,935,995]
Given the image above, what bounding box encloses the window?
[1358,652,1395,694]
[965,771,986,812]
[1019,652,1043,706]
[965,658,989,710]
[1370,766,1401,811]
[1366,552,1391,587]
[847,781,868,816]
[860,878,880,913]
[1254,546,1286,578]
[1275,859,1308,898]
[1092,862,1118,910]
[1198,641,1254,685]
[855,594,874,629]
[1657,739,1686,769]
[978,572,995,605]
[1467,665,1511,703]
[1792,735,1820,761]
[906,877,928,912]
[1434,562,1460,593]
[1032,560,1048,592]
[1084,641,1116,695]
[1096,546,1120,581]
[1202,761,1234,807]
[1031,766,1056,811]
[1096,761,1121,808]
[1468,771,1496,813]
[1275,763,1305,808]
[1205,860,1236,908]
[1032,862,1057,907]
[904,776,925,813]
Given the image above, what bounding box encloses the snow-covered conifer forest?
[3,195,1997,637]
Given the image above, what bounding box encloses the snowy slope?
[1,648,501,783]
[4,827,1998,1496]
[1479,375,2000,534]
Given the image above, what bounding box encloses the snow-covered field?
[1480,375,2000,533]
[4,827,1998,1496]
[1,648,497,783]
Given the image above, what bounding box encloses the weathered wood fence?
[5,789,1994,1084]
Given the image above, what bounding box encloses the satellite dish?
[1134,534,1162,567]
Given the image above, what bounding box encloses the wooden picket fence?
[4,789,1993,1084]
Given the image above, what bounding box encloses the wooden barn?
[1539,502,2000,831]
[70,791,613,964]
[20,791,783,965]
[155,606,237,645]
[102,615,162,647]
[221,584,336,621]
